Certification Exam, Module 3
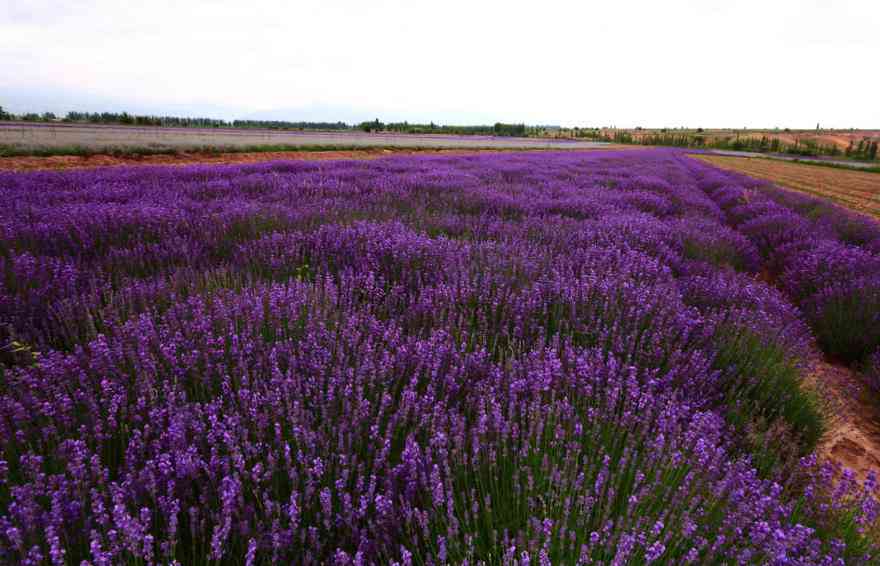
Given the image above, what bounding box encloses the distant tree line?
[492,122,527,136]
[846,138,879,160]
[231,120,348,130]
[0,109,349,131]
[65,112,230,128]
[602,129,879,161]
[357,119,528,137]
[0,106,536,139]
[0,108,57,122]
[571,127,604,139]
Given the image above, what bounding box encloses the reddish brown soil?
[0,145,635,172]
[806,361,880,481]
[0,149,477,172]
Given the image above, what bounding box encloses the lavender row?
[685,157,880,364]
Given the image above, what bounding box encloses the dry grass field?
[693,154,880,218]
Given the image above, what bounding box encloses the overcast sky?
[2,0,878,128]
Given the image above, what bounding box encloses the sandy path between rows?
[0,148,490,172]
[0,146,637,172]
[807,361,880,481]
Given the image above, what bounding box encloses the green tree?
[493,122,526,137]
[359,119,384,132]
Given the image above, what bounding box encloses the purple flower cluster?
[1,150,878,564]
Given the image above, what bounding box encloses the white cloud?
[1,0,878,127]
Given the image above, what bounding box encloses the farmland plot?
[2,150,880,564]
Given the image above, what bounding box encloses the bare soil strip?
[693,154,880,218]
[0,146,638,172]
[0,148,485,172]
[806,361,880,481]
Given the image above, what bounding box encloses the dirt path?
[807,360,880,481]
[0,145,642,173]
[0,148,490,172]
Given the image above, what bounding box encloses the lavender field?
[2,149,880,565]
